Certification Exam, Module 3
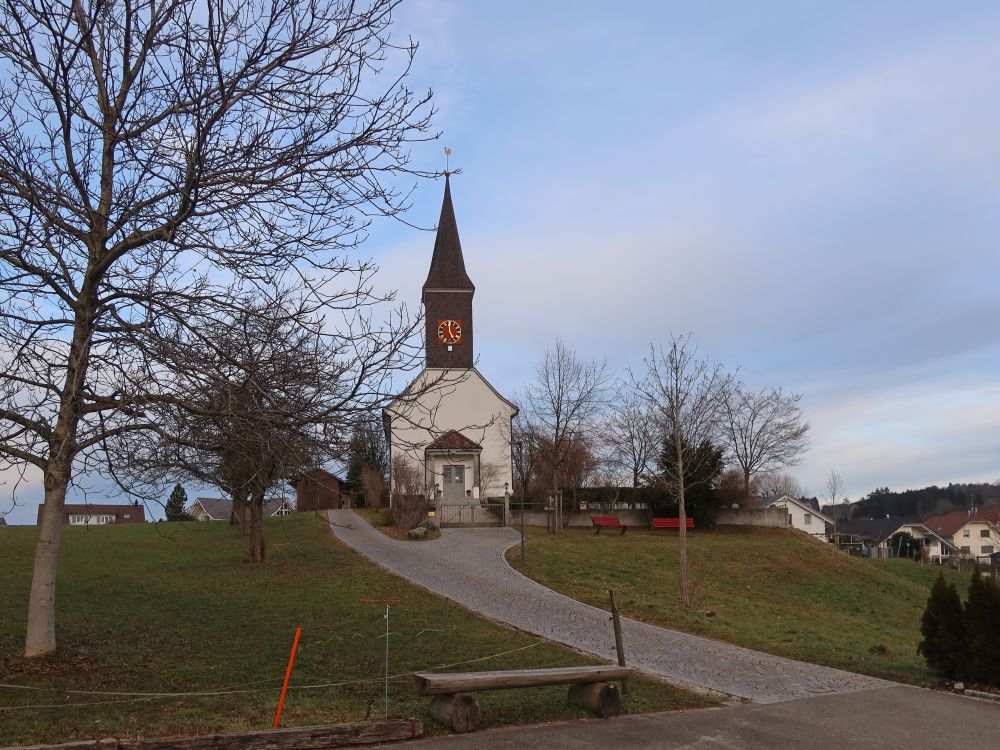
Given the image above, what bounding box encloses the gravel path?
[327,510,889,704]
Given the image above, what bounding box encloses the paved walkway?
[327,511,888,703]
[403,685,1000,749]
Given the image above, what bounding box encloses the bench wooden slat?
[591,516,627,535]
[651,517,694,529]
[591,516,621,526]
[413,665,633,695]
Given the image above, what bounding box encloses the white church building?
[383,176,517,503]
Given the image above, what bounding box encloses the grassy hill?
[507,525,971,684]
[0,516,710,747]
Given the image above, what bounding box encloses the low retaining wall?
[715,507,787,528]
[510,509,650,528]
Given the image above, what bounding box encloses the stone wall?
[510,509,651,529]
[715,507,788,528]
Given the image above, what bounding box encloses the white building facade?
[767,495,833,542]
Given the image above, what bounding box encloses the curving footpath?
[327,510,888,704]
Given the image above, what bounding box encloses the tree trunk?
[429,694,480,733]
[567,682,622,718]
[249,496,266,563]
[24,467,70,657]
[24,292,95,657]
[231,499,248,536]
[743,467,752,506]
[676,428,690,609]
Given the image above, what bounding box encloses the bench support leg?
[620,526,627,535]
[430,693,481,733]
[594,526,601,535]
[568,682,622,718]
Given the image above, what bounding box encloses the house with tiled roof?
[922,508,1000,561]
[188,497,294,522]
[840,516,958,560]
[383,176,517,504]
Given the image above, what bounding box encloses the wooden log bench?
[651,517,694,530]
[591,515,627,535]
[413,665,633,733]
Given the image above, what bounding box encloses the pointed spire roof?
[423,175,475,292]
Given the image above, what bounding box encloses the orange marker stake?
[274,626,302,728]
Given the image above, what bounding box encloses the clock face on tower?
[437,319,463,345]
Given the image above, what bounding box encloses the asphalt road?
[404,685,1000,749]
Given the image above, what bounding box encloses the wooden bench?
[651,517,694,530]
[591,515,627,535]
[414,665,633,732]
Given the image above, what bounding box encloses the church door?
[442,464,466,502]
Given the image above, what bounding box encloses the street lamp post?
[503,481,510,530]
[515,441,525,561]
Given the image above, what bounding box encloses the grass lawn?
[0,515,713,746]
[507,525,971,685]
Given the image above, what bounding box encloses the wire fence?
[0,640,558,712]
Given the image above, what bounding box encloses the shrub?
[918,573,966,679]
[391,494,427,531]
[964,569,1000,684]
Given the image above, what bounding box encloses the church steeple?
[423,175,474,369]
[422,175,475,296]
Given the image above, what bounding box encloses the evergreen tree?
[165,483,189,522]
[918,573,966,679]
[656,436,725,527]
[964,569,1000,684]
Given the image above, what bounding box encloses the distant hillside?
[827,481,1000,521]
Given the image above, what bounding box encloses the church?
[383,176,517,503]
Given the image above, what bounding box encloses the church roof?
[423,175,474,292]
[426,430,482,451]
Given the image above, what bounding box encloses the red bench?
[591,516,627,535]
[651,517,694,530]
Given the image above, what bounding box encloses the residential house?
[923,508,1000,562]
[765,495,833,542]
[38,503,145,526]
[840,516,958,561]
[188,497,295,522]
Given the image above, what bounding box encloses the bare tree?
[716,467,760,508]
[635,334,732,608]
[722,385,810,503]
[0,0,433,656]
[826,468,845,547]
[477,462,505,498]
[522,338,608,495]
[390,453,425,529]
[117,289,399,562]
[600,382,657,487]
[758,472,805,499]
[360,466,386,510]
[511,411,541,498]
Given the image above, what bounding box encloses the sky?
[3,0,1000,523]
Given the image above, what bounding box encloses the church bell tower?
[422,175,474,369]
